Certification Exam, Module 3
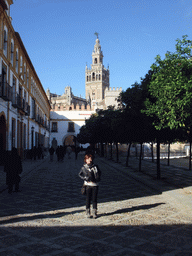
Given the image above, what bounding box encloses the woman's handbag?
[81,184,86,195]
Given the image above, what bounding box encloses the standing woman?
[4,147,22,194]
[79,153,101,219]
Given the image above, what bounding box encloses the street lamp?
[31,126,34,149]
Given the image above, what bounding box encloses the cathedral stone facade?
[46,86,90,111]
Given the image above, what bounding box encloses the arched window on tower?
[96,74,98,81]
[92,73,95,81]
[99,74,101,80]
[87,76,89,82]
[94,58,97,64]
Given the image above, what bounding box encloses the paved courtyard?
[0,152,192,255]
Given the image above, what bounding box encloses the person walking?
[66,145,72,159]
[56,146,60,161]
[49,146,55,162]
[4,148,23,194]
[79,153,101,219]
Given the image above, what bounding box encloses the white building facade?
[50,110,95,148]
[0,0,50,162]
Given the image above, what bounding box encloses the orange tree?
[143,35,192,170]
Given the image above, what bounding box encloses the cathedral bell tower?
[85,34,109,108]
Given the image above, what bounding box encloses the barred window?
[52,122,58,132]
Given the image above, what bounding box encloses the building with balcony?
[0,0,51,161]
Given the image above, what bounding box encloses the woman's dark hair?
[84,153,93,163]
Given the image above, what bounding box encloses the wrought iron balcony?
[32,110,36,119]
[12,94,30,115]
[35,115,39,122]
[51,128,58,133]
[25,103,30,116]
[12,93,22,109]
[0,82,12,101]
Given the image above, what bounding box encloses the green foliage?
[143,35,192,131]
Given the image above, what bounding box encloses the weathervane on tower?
[94,32,99,39]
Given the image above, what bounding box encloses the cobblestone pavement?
[0,153,192,255]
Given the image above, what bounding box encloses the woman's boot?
[92,209,97,219]
[86,208,90,218]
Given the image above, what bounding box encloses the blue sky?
[11,0,192,98]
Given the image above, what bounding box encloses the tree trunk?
[109,143,113,160]
[100,143,104,157]
[126,143,131,167]
[105,143,107,158]
[151,142,154,162]
[157,140,161,180]
[167,142,170,166]
[135,144,138,158]
[115,142,119,163]
[189,141,191,170]
[139,143,143,172]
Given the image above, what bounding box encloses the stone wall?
[105,87,122,108]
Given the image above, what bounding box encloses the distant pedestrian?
[33,146,37,160]
[66,145,72,159]
[79,153,101,219]
[56,146,60,161]
[75,146,81,160]
[4,148,23,194]
[60,146,65,161]
[41,144,45,159]
[49,146,55,162]
[37,145,42,159]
